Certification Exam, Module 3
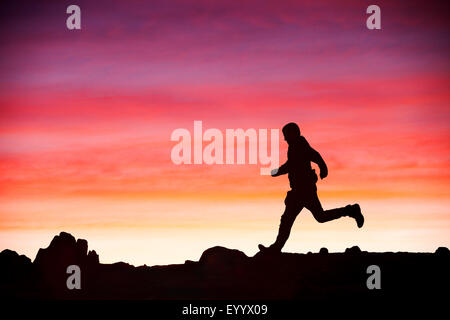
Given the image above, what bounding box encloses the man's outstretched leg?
[306,192,364,227]
[259,191,303,253]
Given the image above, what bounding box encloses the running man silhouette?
[258,122,364,253]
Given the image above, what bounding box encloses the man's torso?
[288,137,317,190]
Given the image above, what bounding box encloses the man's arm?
[310,147,328,179]
[271,161,289,177]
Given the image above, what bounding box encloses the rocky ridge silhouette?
[1,232,448,300]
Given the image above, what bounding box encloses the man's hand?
[320,168,328,179]
[271,168,279,177]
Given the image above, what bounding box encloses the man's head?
[282,122,301,144]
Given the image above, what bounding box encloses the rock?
[199,246,248,268]
[319,247,328,254]
[345,246,361,254]
[34,232,98,267]
[0,249,31,266]
[435,247,449,256]
[0,249,35,297]
[49,231,76,250]
[87,250,99,264]
[77,239,88,257]
[32,232,100,296]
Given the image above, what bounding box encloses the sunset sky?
[0,0,449,266]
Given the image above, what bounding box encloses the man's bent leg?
[306,191,350,223]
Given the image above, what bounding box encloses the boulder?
[435,247,449,256]
[199,246,248,269]
[345,246,362,254]
[33,232,100,296]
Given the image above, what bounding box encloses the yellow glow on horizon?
[1,195,448,266]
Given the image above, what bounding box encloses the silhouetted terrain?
[1,232,448,301]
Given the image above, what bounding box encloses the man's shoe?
[350,204,364,228]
